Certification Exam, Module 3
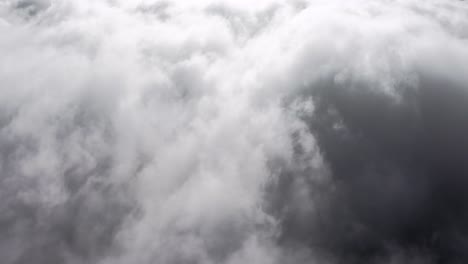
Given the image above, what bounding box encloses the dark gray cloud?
[270,71,468,263]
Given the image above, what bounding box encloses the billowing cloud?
[1,0,468,263]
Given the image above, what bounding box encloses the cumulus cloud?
[0,0,468,263]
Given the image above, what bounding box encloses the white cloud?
[1,0,468,263]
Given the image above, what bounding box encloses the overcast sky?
[1,0,468,263]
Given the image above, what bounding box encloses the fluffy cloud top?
[1,0,468,264]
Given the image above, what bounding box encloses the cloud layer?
[1,0,468,263]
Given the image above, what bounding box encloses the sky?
[1,0,468,263]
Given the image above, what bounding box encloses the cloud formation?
[1,0,468,263]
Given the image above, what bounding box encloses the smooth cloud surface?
[1,0,468,263]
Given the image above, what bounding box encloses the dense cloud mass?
[1,0,468,263]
